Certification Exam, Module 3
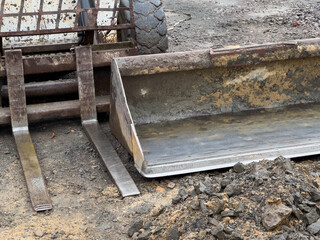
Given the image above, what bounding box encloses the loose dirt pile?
[128,157,320,240]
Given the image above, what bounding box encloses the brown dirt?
[1,0,320,239]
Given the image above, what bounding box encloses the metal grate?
[0,0,134,37]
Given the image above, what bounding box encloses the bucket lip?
[114,37,320,77]
[136,142,320,178]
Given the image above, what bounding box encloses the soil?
[1,0,320,239]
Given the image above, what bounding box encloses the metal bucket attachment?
[110,38,320,177]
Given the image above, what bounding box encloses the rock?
[224,182,241,197]
[188,179,194,185]
[143,221,152,230]
[271,233,288,240]
[166,228,181,240]
[151,205,165,217]
[235,202,244,213]
[302,200,316,207]
[172,196,182,205]
[294,192,303,204]
[190,198,200,210]
[137,230,152,240]
[200,200,208,213]
[198,229,207,240]
[221,178,232,188]
[231,230,243,240]
[209,217,220,226]
[233,162,245,173]
[167,182,176,189]
[34,230,44,237]
[156,186,166,193]
[128,219,143,237]
[224,226,234,234]
[262,203,292,230]
[204,184,221,195]
[179,188,188,200]
[199,181,207,193]
[221,210,236,217]
[205,197,225,214]
[304,208,319,225]
[51,232,58,239]
[310,188,320,202]
[298,204,312,213]
[307,219,320,235]
[292,206,303,220]
[211,223,225,239]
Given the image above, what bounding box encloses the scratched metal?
[111,39,320,177]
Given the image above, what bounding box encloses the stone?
[235,202,244,213]
[211,224,225,239]
[233,162,245,173]
[205,197,225,214]
[292,206,303,220]
[221,178,232,188]
[262,203,292,230]
[34,230,44,237]
[198,229,207,240]
[231,230,243,240]
[190,198,200,210]
[151,205,165,217]
[137,230,152,240]
[224,226,234,234]
[304,208,319,225]
[271,233,288,240]
[167,182,176,189]
[166,228,181,240]
[172,196,182,205]
[310,188,320,202]
[200,200,208,213]
[128,219,144,237]
[221,210,236,217]
[209,217,220,226]
[307,220,320,235]
[178,188,188,200]
[224,182,241,197]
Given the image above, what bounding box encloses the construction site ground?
[1,0,320,239]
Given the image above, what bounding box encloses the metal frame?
[0,0,135,37]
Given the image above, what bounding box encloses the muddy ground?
[0,0,320,239]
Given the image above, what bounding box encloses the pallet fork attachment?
[76,46,139,197]
[6,49,52,211]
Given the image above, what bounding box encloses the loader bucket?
[110,38,320,177]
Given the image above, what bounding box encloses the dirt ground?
[0,0,320,239]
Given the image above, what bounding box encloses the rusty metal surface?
[115,38,320,77]
[0,95,109,125]
[111,38,320,177]
[0,47,137,77]
[1,79,78,98]
[5,49,52,211]
[76,46,139,197]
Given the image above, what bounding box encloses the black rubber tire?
[120,0,168,54]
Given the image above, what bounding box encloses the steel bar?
[1,79,78,98]
[0,96,110,126]
[76,46,139,197]
[5,49,52,211]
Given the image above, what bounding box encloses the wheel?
[120,0,169,54]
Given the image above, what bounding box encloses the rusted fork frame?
[76,45,139,197]
[5,49,52,211]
